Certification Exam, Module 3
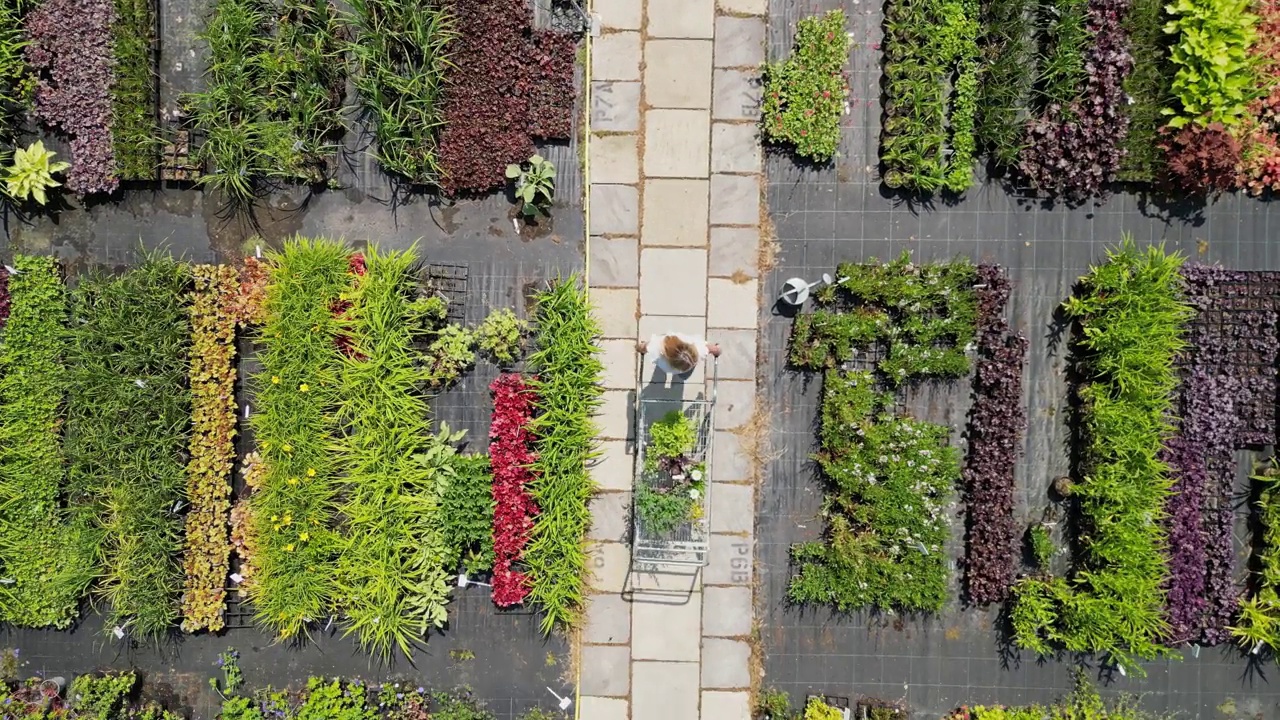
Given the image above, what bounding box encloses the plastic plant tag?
[546,687,572,710]
[244,404,250,419]
[113,626,125,639]
[0,578,13,585]
[230,573,243,584]
[134,379,147,388]
[3,265,17,275]
[255,245,262,259]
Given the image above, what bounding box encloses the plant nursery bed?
[757,1,1280,718]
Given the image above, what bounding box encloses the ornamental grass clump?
[789,369,959,613]
[526,278,603,632]
[180,265,240,633]
[332,246,456,657]
[1231,460,1280,653]
[761,9,850,163]
[0,256,95,628]
[66,255,193,638]
[348,0,453,185]
[110,0,159,180]
[1011,238,1191,667]
[249,237,351,639]
[489,373,538,607]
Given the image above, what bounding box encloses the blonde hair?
[662,335,699,374]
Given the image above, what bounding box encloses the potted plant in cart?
[635,411,706,535]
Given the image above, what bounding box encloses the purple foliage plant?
[963,265,1028,605]
[1018,0,1132,204]
[24,0,118,195]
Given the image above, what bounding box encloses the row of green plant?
[790,252,978,383]
[0,255,96,628]
[65,257,193,637]
[187,0,347,203]
[1011,239,1191,668]
[525,278,603,632]
[331,247,456,657]
[212,648,563,720]
[760,10,850,163]
[247,239,350,638]
[110,0,159,180]
[0,670,180,720]
[947,671,1173,720]
[973,0,1034,167]
[881,0,980,191]
[181,265,241,633]
[1162,0,1257,128]
[788,369,959,612]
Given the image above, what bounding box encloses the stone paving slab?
[595,0,642,29]
[598,388,634,440]
[590,133,640,186]
[589,490,632,543]
[589,236,640,288]
[702,586,753,637]
[644,112,712,179]
[711,429,752,482]
[645,40,713,109]
[709,226,761,278]
[585,593,633,645]
[633,661,701,720]
[701,638,751,688]
[579,697,630,720]
[592,80,642,131]
[712,69,762,121]
[705,533,753,586]
[593,31,642,81]
[587,541,633,593]
[581,644,631,697]
[713,16,766,67]
[711,123,763,175]
[701,691,752,720]
[641,177,710,243]
[716,0,765,14]
[600,338,639,389]
[591,287,639,339]
[712,379,757,430]
[640,248,708,315]
[591,439,635,492]
[705,328,757,380]
[646,0,714,38]
[710,174,761,225]
[591,184,640,236]
[707,277,759,328]
[632,594,703,661]
[709,482,754,534]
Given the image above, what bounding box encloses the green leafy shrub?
[761,9,850,162]
[66,255,192,638]
[333,246,456,656]
[506,154,556,217]
[1011,238,1190,668]
[1027,522,1053,571]
[1119,0,1176,181]
[1163,0,1258,127]
[70,672,137,719]
[757,688,793,719]
[636,411,705,535]
[792,252,977,384]
[426,324,476,387]
[526,277,603,632]
[111,0,159,180]
[789,369,958,613]
[475,307,527,365]
[249,238,351,639]
[440,454,495,575]
[0,255,95,628]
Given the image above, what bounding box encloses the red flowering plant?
[761,9,850,162]
[488,373,539,606]
[330,252,367,358]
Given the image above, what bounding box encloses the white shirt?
[647,333,709,375]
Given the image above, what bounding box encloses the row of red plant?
[488,373,540,607]
[436,0,575,194]
[962,265,1028,605]
[24,0,117,194]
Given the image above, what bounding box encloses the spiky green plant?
[332,246,456,657]
[0,255,96,628]
[526,277,603,633]
[249,237,350,639]
[1012,237,1190,668]
[65,254,193,638]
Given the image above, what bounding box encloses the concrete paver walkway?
[582,0,766,716]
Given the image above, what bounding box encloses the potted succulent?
[635,411,706,535]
